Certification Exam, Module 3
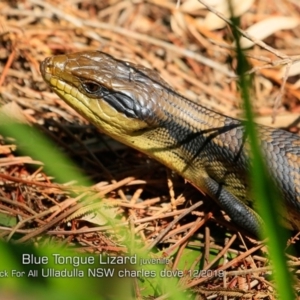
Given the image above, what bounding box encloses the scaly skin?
[40,51,300,236]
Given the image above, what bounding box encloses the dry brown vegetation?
[0,0,300,298]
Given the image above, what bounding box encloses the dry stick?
[202,234,237,272]
[164,217,207,256]
[1,172,130,192]
[0,174,134,243]
[238,231,257,267]
[225,266,273,277]
[8,209,58,242]
[15,178,137,242]
[204,226,211,267]
[90,24,233,76]
[0,48,16,87]
[0,195,43,216]
[97,176,136,196]
[198,0,289,60]
[198,0,300,121]
[0,224,121,236]
[145,201,204,250]
[0,173,82,191]
[162,220,201,241]
[172,240,188,271]
[194,287,264,298]
[2,205,190,241]
[0,204,44,226]
[15,195,90,243]
[272,62,292,122]
[28,0,234,77]
[186,242,265,288]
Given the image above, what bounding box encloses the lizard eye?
[82,81,101,94]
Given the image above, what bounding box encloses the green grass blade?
[229,7,295,299]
